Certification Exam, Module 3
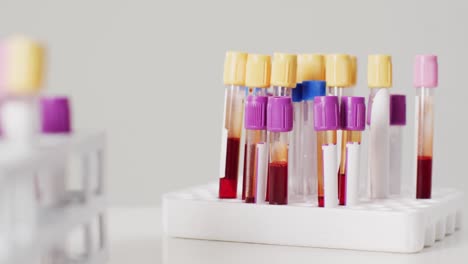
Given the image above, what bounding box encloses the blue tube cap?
[302,80,326,101]
[291,83,303,102]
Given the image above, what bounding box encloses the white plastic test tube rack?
[163,182,463,253]
[0,132,107,264]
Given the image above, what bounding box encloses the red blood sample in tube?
[268,161,288,205]
[219,137,240,198]
[416,156,432,199]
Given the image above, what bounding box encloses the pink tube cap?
[413,55,438,88]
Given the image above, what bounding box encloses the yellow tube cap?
[367,55,392,88]
[271,53,297,88]
[349,55,357,86]
[245,54,271,88]
[223,51,248,86]
[297,54,325,82]
[326,54,351,87]
[4,35,45,95]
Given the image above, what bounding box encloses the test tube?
[241,54,271,200]
[270,53,297,96]
[326,54,352,193]
[40,96,71,264]
[292,54,325,198]
[389,95,406,195]
[39,97,71,207]
[314,96,339,207]
[219,51,247,199]
[339,97,366,205]
[367,54,392,199]
[244,96,268,203]
[290,85,303,198]
[0,35,45,249]
[301,81,326,198]
[267,97,293,205]
[414,55,438,199]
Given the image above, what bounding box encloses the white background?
[0,0,467,207]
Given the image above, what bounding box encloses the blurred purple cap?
[267,96,293,132]
[314,96,339,131]
[245,95,268,130]
[40,96,72,133]
[390,94,406,126]
[341,96,366,131]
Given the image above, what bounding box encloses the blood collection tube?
[267,97,293,205]
[244,96,268,203]
[367,54,392,199]
[290,84,303,198]
[40,96,71,264]
[241,54,271,200]
[414,55,438,199]
[265,53,296,202]
[270,53,297,96]
[301,81,326,198]
[339,97,365,206]
[326,54,352,193]
[389,95,406,195]
[314,96,339,207]
[292,54,325,198]
[0,35,45,248]
[219,51,247,199]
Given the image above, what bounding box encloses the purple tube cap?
[390,94,406,126]
[40,96,72,134]
[245,95,268,130]
[341,96,366,131]
[267,96,293,132]
[314,96,339,131]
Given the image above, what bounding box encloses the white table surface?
[108,208,468,264]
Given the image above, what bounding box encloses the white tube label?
[256,143,268,204]
[346,143,360,206]
[219,128,228,179]
[323,144,338,208]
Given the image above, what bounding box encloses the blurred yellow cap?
[271,53,297,88]
[223,51,247,86]
[349,55,357,86]
[245,54,271,88]
[297,54,325,82]
[326,54,351,87]
[367,55,392,88]
[4,35,45,95]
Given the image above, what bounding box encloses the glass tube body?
[272,86,292,97]
[327,86,353,98]
[0,96,39,249]
[317,130,337,207]
[268,131,289,205]
[242,88,268,200]
[244,129,267,203]
[302,100,317,197]
[290,101,303,197]
[219,85,245,198]
[339,131,362,205]
[416,87,434,199]
[390,125,403,195]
